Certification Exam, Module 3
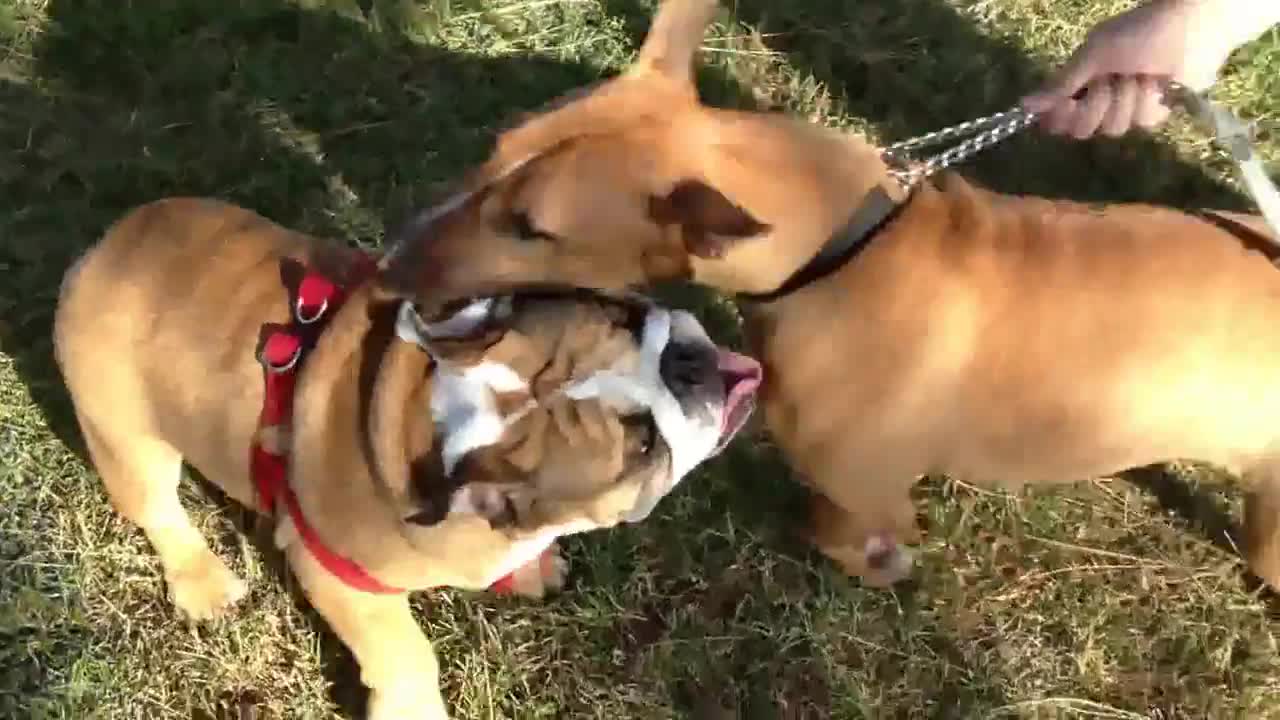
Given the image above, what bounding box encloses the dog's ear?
[649,179,770,259]
[404,452,526,529]
[448,482,522,529]
[403,483,521,528]
[396,297,512,365]
[628,0,720,87]
[414,451,519,529]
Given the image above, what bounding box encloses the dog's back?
[54,199,326,504]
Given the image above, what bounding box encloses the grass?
[2,0,1279,717]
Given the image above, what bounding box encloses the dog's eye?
[623,413,658,456]
[491,494,519,529]
[508,211,558,243]
[622,305,648,343]
[602,300,648,342]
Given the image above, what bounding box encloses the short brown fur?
[378,0,1280,589]
[56,198,691,718]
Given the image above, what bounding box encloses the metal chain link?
[882,106,1038,190]
[882,87,1279,243]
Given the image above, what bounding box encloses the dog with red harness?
[53,197,762,719]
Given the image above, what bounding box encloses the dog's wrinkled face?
[376,0,771,307]
[395,291,761,582]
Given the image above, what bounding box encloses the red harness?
[250,257,518,595]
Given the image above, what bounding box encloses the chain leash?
[884,87,1275,239]
[882,106,1038,191]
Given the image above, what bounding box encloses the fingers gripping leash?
[885,83,1279,243]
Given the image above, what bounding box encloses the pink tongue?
[715,349,763,448]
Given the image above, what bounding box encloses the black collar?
[738,185,909,303]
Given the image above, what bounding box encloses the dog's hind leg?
[77,411,247,619]
[1243,458,1280,590]
[807,474,920,588]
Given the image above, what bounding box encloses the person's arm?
[1021,0,1280,139]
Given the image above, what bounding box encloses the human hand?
[1021,0,1235,139]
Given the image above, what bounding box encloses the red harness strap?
[250,254,404,594]
[489,572,517,595]
[250,255,520,595]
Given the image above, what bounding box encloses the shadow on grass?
[1121,464,1280,610]
[0,0,1262,716]
[1122,465,1240,556]
[722,0,1250,207]
[1,0,819,715]
[605,0,1251,206]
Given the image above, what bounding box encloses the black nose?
[659,341,718,394]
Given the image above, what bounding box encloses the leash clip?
[1164,81,1280,240]
[1164,82,1256,162]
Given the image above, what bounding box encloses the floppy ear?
[403,482,523,529]
[446,481,523,529]
[649,179,771,259]
[404,457,525,530]
[627,0,720,87]
[396,298,510,365]
[404,449,524,530]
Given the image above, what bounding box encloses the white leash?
[883,84,1280,240]
[1164,82,1280,239]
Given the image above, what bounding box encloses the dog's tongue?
[714,349,763,454]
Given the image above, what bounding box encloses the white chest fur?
[429,360,527,475]
[395,300,529,476]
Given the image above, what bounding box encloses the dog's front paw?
[860,534,916,588]
[165,550,248,621]
[817,533,916,588]
[534,543,569,594]
[490,544,568,599]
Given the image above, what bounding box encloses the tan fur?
[755,174,1280,585]
[54,199,686,719]
[377,0,1280,590]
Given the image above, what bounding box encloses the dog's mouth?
[714,349,762,454]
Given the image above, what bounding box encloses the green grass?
[3,0,1280,717]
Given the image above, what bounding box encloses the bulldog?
[52,197,761,719]
[375,0,1280,591]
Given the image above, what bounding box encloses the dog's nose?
[659,341,718,394]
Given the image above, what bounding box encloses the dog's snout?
[378,190,481,292]
[659,341,718,393]
[377,218,434,293]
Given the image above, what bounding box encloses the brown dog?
[376,0,1280,591]
[53,197,761,719]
